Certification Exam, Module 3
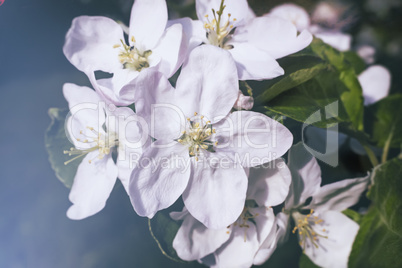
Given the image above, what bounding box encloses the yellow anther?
[194,112,198,116]
[195,156,199,161]
[131,36,136,43]
[113,44,121,48]
[226,231,230,234]
[205,14,209,18]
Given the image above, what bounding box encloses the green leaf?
[148,211,184,263]
[45,108,79,188]
[342,209,363,224]
[259,38,366,142]
[299,254,320,268]
[367,94,402,148]
[343,51,366,75]
[349,207,402,268]
[368,158,402,237]
[252,56,327,103]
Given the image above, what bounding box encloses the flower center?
[64,126,118,165]
[292,209,328,251]
[177,112,217,161]
[228,200,261,241]
[203,0,236,49]
[113,37,152,72]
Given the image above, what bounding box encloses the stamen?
[292,210,328,251]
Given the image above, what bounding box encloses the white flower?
[173,0,312,80]
[171,159,291,267]
[267,143,369,268]
[268,3,351,51]
[63,0,187,106]
[127,45,293,229]
[358,65,391,105]
[63,83,146,219]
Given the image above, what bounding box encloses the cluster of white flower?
[60,0,372,267]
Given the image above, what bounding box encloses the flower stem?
[381,126,394,164]
[363,145,379,167]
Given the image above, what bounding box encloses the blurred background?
[0,0,401,267]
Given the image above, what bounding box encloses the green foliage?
[251,56,327,103]
[367,94,402,148]
[299,254,320,268]
[253,38,367,143]
[342,209,363,224]
[368,158,402,237]
[348,207,402,268]
[45,108,79,188]
[148,211,184,263]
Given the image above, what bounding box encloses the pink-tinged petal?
[285,143,322,209]
[173,213,231,261]
[307,176,369,213]
[303,211,359,268]
[233,90,254,111]
[312,27,352,52]
[87,70,139,106]
[358,65,391,105]
[254,212,289,265]
[129,0,167,49]
[167,18,206,52]
[212,221,259,268]
[63,16,123,73]
[129,141,191,218]
[248,16,313,59]
[120,70,185,140]
[113,107,147,192]
[268,3,311,32]
[214,111,293,167]
[247,159,292,207]
[196,0,249,25]
[63,83,106,149]
[153,23,187,78]
[67,153,118,220]
[183,159,248,229]
[175,45,239,121]
[229,42,284,80]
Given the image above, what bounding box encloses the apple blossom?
[171,159,291,267]
[63,83,146,220]
[63,0,187,106]
[264,144,369,268]
[127,45,293,229]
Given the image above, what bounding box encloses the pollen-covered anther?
[114,39,151,72]
[63,126,118,165]
[203,0,237,49]
[292,210,328,251]
[178,113,216,160]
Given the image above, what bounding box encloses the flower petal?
[129,0,167,49]
[63,83,106,149]
[167,18,206,53]
[67,153,118,220]
[183,159,248,229]
[285,143,322,209]
[247,158,292,207]
[63,16,123,73]
[196,0,249,24]
[175,45,239,121]
[120,70,185,140]
[153,23,187,78]
[303,211,359,268]
[358,65,391,105]
[268,3,311,32]
[173,213,231,261]
[254,212,289,265]
[212,221,259,268]
[247,16,313,59]
[214,111,293,167]
[307,176,369,213]
[129,141,191,218]
[229,42,284,80]
[313,29,352,52]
